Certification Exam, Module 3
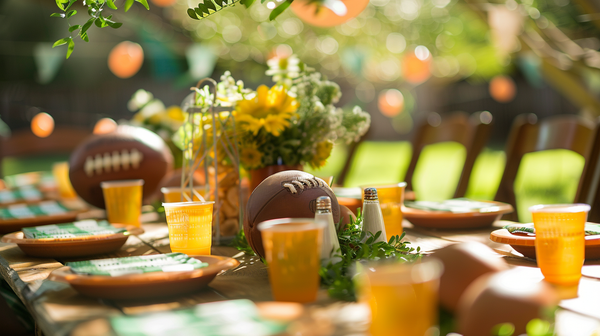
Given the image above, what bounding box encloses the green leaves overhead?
[50,0,149,59]
[188,0,295,21]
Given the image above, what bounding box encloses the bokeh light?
[93,118,118,134]
[489,75,516,103]
[31,112,54,138]
[378,89,405,117]
[402,48,432,84]
[108,41,144,79]
[291,0,369,27]
[150,0,176,7]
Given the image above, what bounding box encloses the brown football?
[244,170,340,258]
[69,125,174,208]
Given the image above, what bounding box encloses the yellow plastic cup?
[361,182,407,241]
[161,187,206,203]
[258,218,325,303]
[357,259,443,336]
[101,180,144,227]
[531,203,590,286]
[163,201,215,255]
[52,162,77,199]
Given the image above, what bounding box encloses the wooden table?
[2,220,600,336]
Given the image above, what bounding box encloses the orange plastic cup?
[52,162,77,199]
[101,180,144,227]
[357,259,442,336]
[161,187,206,203]
[361,182,407,241]
[163,201,215,255]
[258,218,325,303]
[531,204,590,286]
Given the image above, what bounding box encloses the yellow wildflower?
[240,143,263,169]
[310,141,333,168]
[235,85,297,136]
[166,106,186,122]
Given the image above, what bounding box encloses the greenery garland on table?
[231,209,422,301]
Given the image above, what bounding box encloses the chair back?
[495,114,595,221]
[576,118,600,222]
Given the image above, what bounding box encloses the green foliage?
[51,0,149,59]
[188,0,329,22]
[319,209,421,301]
[230,229,257,256]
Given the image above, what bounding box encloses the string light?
[291,0,369,27]
[93,118,118,134]
[31,113,54,138]
[108,41,144,79]
[489,75,516,102]
[402,50,432,84]
[378,89,405,117]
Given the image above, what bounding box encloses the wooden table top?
[2,220,600,336]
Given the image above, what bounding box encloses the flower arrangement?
[177,55,370,172]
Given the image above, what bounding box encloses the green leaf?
[81,18,94,33]
[67,9,77,17]
[94,18,103,27]
[135,0,150,10]
[68,24,81,32]
[124,0,134,12]
[195,5,208,15]
[204,0,216,12]
[65,0,77,11]
[52,37,70,48]
[50,13,65,18]
[187,8,199,19]
[55,0,66,11]
[81,32,89,42]
[106,20,122,28]
[106,0,117,9]
[269,0,292,21]
[260,0,266,3]
[242,0,255,8]
[66,37,75,59]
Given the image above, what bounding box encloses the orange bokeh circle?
[489,75,516,103]
[291,0,369,27]
[402,52,432,84]
[93,118,118,135]
[108,41,144,79]
[150,0,176,7]
[31,113,54,138]
[378,89,404,117]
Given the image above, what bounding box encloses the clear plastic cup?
[361,182,407,241]
[52,162,77,199]
[530,203,591,286]
[161,187,206,203]
[163,201,215,255]
[357,258,443,336]
[258,218,325,303]
[101,180,144,227]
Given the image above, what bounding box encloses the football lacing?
[283,177,326,194]
[84,149,144,177]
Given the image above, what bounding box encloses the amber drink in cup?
[52,162,77,199]
[101,180,144,227]
[530,204,590,286]
[161,187,206,203]
[258,218,325,303]
[362,182,407,241]
[163,201,215,255]
[358,259,442,336]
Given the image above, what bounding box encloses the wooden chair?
[495,114,596,221]
[0,127,91,178]
[405,111,494,198]
[576,118,600,222]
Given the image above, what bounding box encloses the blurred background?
[2,0,600,221]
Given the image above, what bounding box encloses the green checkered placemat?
[67,253,209,276]
[110,300,287,336]
[0,186,43,204]
[22,220,126,239]
[0,201,70,220]
[405,198,498,213]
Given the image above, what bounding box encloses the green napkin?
[67,253,209,276]
[405,198,499,213]
[110,300,287,336]
[504,223,600,236]
[22,220,126,239]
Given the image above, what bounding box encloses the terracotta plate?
[1,225,144,258]
[48,255,240,300]
[490,223,600,260]
[0,199,88,234]
[402,201,513,229]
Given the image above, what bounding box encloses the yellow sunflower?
[235,85,297,137]
[240,142,263,169]
[310,141,333,168]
